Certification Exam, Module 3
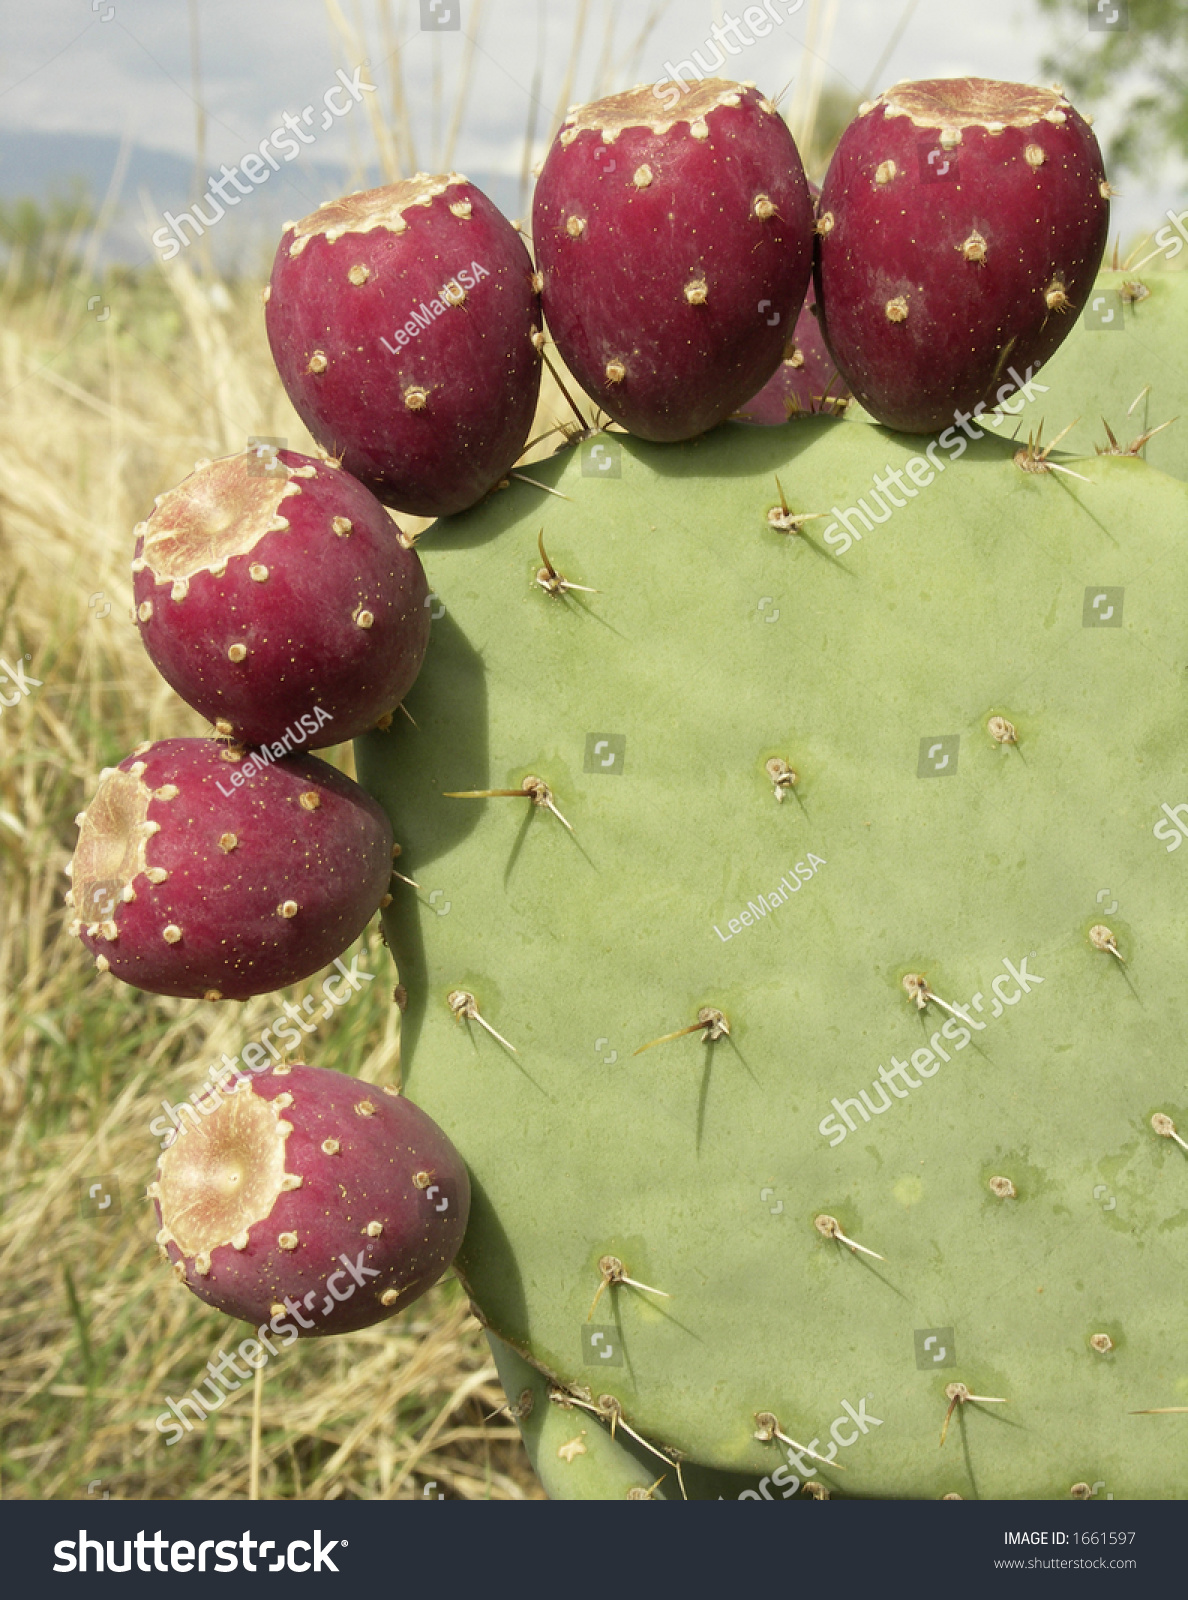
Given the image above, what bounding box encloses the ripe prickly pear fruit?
[533,78,815,441]
[264,175,542,517]
[132,449,429,749]
[67,738,392,1000]
[815,78,1109,433]
[150,1063,469,1335]
[735,280,851,423]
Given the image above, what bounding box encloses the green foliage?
[800,84,862,182]
[358,375,1188,1497]
[0,182,95,296]
[1037,0,1188,175]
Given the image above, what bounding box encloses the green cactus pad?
[357,418,1188,1499]
[977,267,1187,481]
[486,1332,678,1499]
[487,1331,794,1501]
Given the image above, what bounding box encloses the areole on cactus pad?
[356,336,1188,1497]
[991,265,1188,482]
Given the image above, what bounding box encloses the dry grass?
[0,260,544,1500]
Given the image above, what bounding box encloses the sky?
[0,0,1181,260]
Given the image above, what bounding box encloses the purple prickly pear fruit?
[150,1063,469,1335]
[132,448,429,749]
[264,175,542,517]
[532,78,816,441]
[814,78,1110,433]
[735,280,851,423]
[67,739,393,1000]
[737,180,850,424]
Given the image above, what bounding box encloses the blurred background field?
[0,0,1185,1501]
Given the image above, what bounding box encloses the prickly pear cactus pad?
[995,267,1188,482]
[357,418,1188,1499]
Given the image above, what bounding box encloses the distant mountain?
[0,129,524,273]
